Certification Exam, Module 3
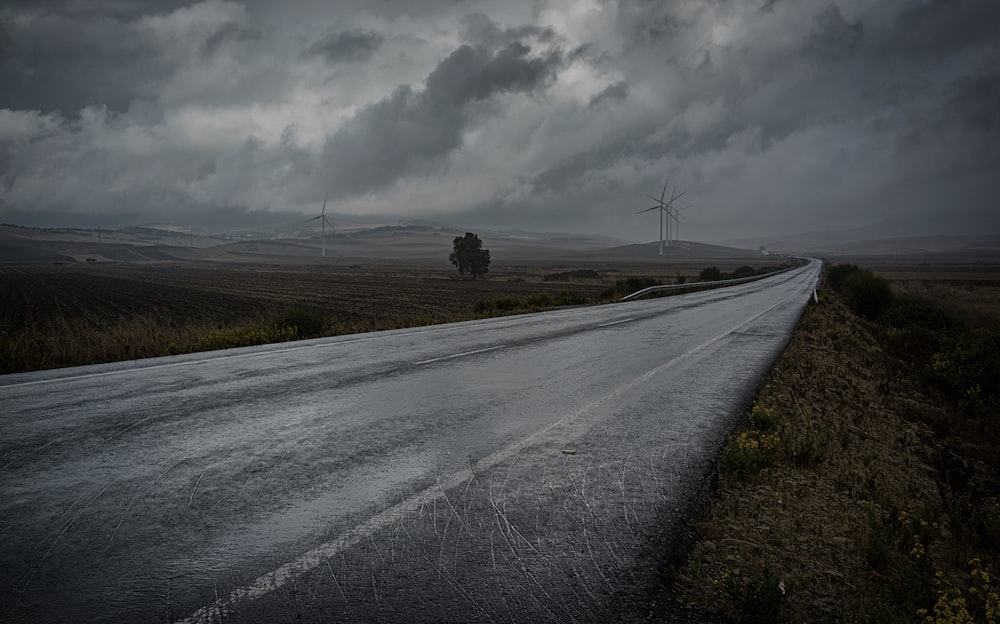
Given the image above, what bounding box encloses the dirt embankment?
[668,279,1000,623]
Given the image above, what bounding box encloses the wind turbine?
[306,193,333,257]
[670,204,692,248]
[638,178,684,255]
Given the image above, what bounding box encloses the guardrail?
[618,265,799,302]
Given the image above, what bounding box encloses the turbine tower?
[638,177,684,255]
[306,193,333,257]
[670,204,690,247]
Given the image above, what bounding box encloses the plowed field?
[0,263,609,372]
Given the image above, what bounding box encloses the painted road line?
[413,345,506,366]
[176,282,811,624]
[597,317,635,327]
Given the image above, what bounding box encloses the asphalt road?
[1,259,821,623]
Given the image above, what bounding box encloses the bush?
[883,298,960,334]
[717,559,786,624]
[720,431,780,479]
[554,291,588,306]
[525,292,554,308]
[475,295,524,314]
[826,264,860,292]
[202,324,299,350]
[883,298,962,376]
[931,328,1000,408]
[749,404,781,432]
[271,308,325,338]
[842,269,894,320]
[731,265,758,279]
[699,267,725,282]
[600,277,661,300]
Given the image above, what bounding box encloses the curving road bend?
[1,259,820,623]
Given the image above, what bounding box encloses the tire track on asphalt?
[176,274,814,623]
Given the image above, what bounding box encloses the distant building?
[759,246,770,256]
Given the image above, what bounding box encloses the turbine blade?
[636,206,661,214]
[306,215,322,222]
[645,194,665,205]
[660,178,669,203]
[321,193,328,215]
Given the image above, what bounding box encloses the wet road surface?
[1,260,820,623]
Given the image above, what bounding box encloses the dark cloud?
[588,81,628,108]
[1,0,998,241]
[0,10,160,114]
[888,0,1000,60]
[458,13,556,49]
[0,1,262,115]
[949,70,1000,131]
[304,28,383,63]
[318,42,561,197]
[803,4,863,60]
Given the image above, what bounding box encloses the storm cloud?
[0,0,997,241]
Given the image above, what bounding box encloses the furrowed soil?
[0,263,621,373]
[666,275,1000,623]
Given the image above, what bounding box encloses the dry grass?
[0,263,619,373]
[668,274,1000,623]
[888,279,1000,330]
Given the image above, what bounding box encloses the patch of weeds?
[749,403,781,432]
[271,308,326,339]
[786,427,827,467]
[699,266,725,281]
[720,430,780,480]
[599,277,661,300]
[715,559,786,624]
[866,508,893,572]
[544,269,599,281]
[971,501,1000,551]
[525,292,554,308]
[474,295,523,314]
[202,324,299,350]
[554,291,588,306]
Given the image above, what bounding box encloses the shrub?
[749,404,781,432]
[717,559,786,624]
[202,324,298,350]
[883,298,960,334]
[554,291,588,306]
[731,265,758,279]
[271,308,325,338]
[931,328,1000,408]
[720,431,780,479]
[842,269,894,320]
[699,267,725,282]
[525,292,554,308]
[826,264,860,292]
[599,277,661,300]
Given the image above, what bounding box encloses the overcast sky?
[1,0,997,242]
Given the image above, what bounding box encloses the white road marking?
[177,284,807,623]
[597,317,635,327]
[412,345,506,366]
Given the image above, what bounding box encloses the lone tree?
[449,232,491,279]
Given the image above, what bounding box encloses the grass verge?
[668,266,1000,623]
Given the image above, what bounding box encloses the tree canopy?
[449,232,491,279]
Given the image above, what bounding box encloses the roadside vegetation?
[0,261,788,374]
[668,264,1000,623]
[698,264,793,282]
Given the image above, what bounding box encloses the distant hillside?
[1,222,771,267]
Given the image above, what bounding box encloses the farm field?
[0,262,634,373]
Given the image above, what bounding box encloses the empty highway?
[1,259,820,623]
